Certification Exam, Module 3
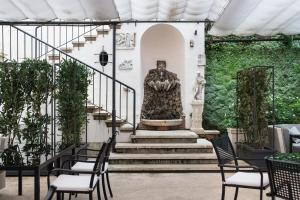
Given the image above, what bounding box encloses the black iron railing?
[0,25,136,150]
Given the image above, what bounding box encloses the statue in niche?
[141,60,183,119]
[193,71,206,100]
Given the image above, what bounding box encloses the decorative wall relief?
[116,33,136,49]
[119,60,133,70]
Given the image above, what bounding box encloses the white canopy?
[209,0,300,36]
[0,0,300,36]
[0,0,119,21]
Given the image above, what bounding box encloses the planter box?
[0,170,5,190]
[237,143,273,169]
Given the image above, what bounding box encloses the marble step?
[109,153,217,164]
[105,117,124,127]
[109,164,220,172]
[72,41,85,48]
[119,123,134,132]
[92,110,110,120]
[131,130,198,143]
[60,47,72,53]
[48,54,60,61]
[84,35,97,42]
[115,139,213,154]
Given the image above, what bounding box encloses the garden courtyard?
[0,0,300,200]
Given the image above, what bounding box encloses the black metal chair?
[212,135,269,200]
[47,142,108,200]
[266,158,300,200]
[69,138,114,200]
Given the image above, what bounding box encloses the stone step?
[86,104,100,113]
[72,41,85,48]
[115,139,213,154]
[131,130,198,143]
[96,28,110,35]
[119,123,134,132]
[92,110,110,120]
[48,54,60,61]
[84,35,97,42]
[60,47,72,53]
[105,117,124,127]
[109,164,220,172]
[109,153,217,165]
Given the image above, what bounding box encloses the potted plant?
[56,60,90,150]
[236,67,274,168]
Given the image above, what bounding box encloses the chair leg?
[97,182,101,200]
[62,193,64,200]
[234,187,239,200]
[260,189,263,200]
[102,174,108,200]
[221,185,225,200]
[106,171,113,197]
[89,193,93,200]
[57,192,61,200]
[68,193,71,200]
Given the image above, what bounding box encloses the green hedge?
[203,41,300,134]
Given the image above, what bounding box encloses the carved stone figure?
[141,60,183,119]
[193,71,206,100]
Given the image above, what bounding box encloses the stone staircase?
[109,130,219,172]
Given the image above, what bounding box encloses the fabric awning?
[209,0,300,36]
[1,0,300,36]
[0,0,119,21]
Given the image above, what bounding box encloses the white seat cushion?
[71,162,94,172]
[225,172,269,187]
[51,175,98,192]
[71,162,108,173]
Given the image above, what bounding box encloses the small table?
[0,145,77,200]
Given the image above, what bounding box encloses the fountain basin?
[141,119,183,127]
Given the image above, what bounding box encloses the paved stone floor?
[0,173,271,200]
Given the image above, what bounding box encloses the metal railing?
[0,24,136,149]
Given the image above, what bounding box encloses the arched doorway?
[140,24,185,107]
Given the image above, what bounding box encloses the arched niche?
[140,24,185,104]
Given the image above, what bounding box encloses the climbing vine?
[204,41,300,133]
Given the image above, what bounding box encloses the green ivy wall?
[203,41,300,134]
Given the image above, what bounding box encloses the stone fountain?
[140,60,184,130]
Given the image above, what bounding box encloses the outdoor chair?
[62,138,113,200]
[46,141,108,200]
[266,158,300,200]
[212,135,270,200]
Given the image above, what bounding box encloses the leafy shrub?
[56,60,90,148]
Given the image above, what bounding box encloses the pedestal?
[190,100,204,134]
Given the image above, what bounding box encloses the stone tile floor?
[0,173,271,200]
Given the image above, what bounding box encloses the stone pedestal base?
[190,100,204,134]
[191,127,204,135]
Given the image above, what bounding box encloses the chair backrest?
[266,159,300,200]
[89,141,108,188]
[212,135,238,166]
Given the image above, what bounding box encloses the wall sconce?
[194,30,197,36]
[190,40,194,48]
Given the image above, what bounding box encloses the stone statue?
[193,71,206,100]
[141,60,183,119]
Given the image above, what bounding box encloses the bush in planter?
[21,59,53,165]
[0,61,26,165]
[236,67,274,167]
[237,67,270,149]
[56,60,90,149]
